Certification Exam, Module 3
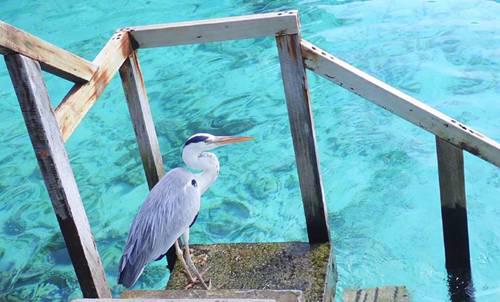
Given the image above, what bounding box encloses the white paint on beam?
[129,11,299,48]
[301,39,500,168]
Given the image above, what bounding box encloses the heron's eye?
[191,179,197,187]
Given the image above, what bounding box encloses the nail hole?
[312,47,316,50]
[278,13,283,15]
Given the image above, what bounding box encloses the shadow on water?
[447,269,475,302]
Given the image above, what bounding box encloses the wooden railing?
[1,10,498,301]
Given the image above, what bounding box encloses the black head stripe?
[184,135,209,146]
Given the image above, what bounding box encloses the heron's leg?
[175,240,195,282]
[182,231,211,290]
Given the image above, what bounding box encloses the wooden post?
[119,51,164,188]
[276,33,329,244]
[436,137,474,301]
[118,51,176,270]
[5,54,111,298]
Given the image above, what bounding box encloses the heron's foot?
[181,268,196,283]
[184,277,212,290]
[183,266,211,290]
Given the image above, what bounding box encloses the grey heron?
[118,133,252,289]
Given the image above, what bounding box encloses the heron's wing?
[119,168,200,285]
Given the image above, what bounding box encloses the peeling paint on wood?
[436,137,474,301]
[276,34,330,244]
[343,286,410,302]
[118,50,176,270]
[301,39,500,168]
[55,30,133,142]
[0,20,96,83]
[5,54,111,298]
[119,51,164,188]
[130,11,299,48]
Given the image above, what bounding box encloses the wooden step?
[75,299,276,302]
[343,286,409,302]
[123,242,335,302]
[121,289,303,301]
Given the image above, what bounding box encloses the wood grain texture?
[118,50,176,270]
[123,289,303,302]
[436,137,467,209]
[343,286,409,302]
[301,39,500,168]
[0,20,96,82]
[130,11,299,48]
[5,54,111,298]
[55,30,133,141]
[276,34,329,244]
[119,51,164,189]
[436,137,471,273]
[73,299,276,302]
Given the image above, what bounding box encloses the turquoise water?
[0,0,499,301]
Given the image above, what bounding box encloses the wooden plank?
[343,286,410,302]
[118,50,176,270]
[73,299,276,302]
[276,34,329,244]
[436,137,474,301]
[0,20,97,83]
[119,51,164,189]
[301,39,500,168]
[55,30,133,142]
[129,11,299,48]
[123,289,303,302]
[4,53,111,298]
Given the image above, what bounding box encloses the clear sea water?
[0,0,499,301]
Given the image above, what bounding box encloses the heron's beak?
[212,136,253,146]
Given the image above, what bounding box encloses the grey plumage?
[118,133,252,289]
[118,168,200,287]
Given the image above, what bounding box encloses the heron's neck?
[182,148,220,195]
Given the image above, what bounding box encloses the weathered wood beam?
[0,20,97,83]
[436,137,474,301]
[301,39,500,168]
[55,30,134,142]
[74,299,276,302]
[343,286,410,302]
[5,53,111,298]
[119,51,164,189]
[129,11,299,48]
[276,34,330,244]
[118,51,176,270]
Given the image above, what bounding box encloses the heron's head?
[182,133,253,172]
[183,133,253,152]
